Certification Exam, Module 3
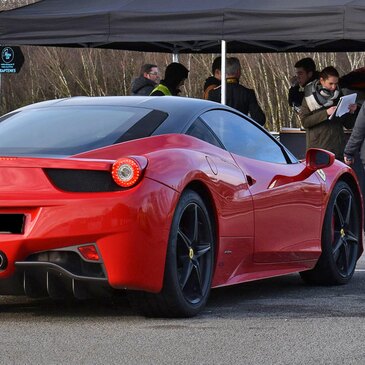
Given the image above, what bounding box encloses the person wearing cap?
[150,62,189,96]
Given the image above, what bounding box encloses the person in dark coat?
[131,64,160,96]
[288,57,318,112]
[208,57,266,126]
[344,103,365,165]
[203,56,221,100]
[150,62,189,96]
[344,102,365,219]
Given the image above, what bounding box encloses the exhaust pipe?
[0,251,8,270]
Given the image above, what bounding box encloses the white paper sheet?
[330,93,357,119]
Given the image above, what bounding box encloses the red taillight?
[111,157,143,188]
[78,244,100,261]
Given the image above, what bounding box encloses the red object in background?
[340,67,365,90]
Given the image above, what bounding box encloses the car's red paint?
[0,158,178,292]
[0,133,360,297]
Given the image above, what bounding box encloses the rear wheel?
[300,181,360,285]
[128,189,215,317]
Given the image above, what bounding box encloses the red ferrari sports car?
[0,96,362,317]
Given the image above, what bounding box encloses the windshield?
[0,105,161,156]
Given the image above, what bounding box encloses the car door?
[200,109,324,264]
[185,116,256,284]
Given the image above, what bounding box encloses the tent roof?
[1,0,365,53]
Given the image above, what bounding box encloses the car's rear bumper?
[0,169,178,294]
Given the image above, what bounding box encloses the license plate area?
[0,214,25,234]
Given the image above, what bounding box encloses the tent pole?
[221,40,226,105]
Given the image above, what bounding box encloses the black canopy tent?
[2,0,365,103]
[0,0,365,53]
[1,0,365,103]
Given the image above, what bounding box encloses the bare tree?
[1,30,363,131]
[0,0,39,11]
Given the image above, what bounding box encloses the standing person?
[208,57,266,126]
[343,103,365,215]
[131,64,160,96]
[344,103,365,166]
[203,56,221,100]
[300,66,358,160]
[150,62,189,96]
[288,57,318,112]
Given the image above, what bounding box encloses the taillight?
[111,157,143,188]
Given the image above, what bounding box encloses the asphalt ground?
[0,255,364,364]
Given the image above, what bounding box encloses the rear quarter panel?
[78,134,256,287]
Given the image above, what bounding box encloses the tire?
[128,189,215,317]
[300,181,361,285]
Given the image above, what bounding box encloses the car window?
[200,110,288,164]
[186,118,223,148]
[0,106,166,156]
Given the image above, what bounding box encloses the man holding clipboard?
[300,66,358,160]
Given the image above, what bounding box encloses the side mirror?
[306,148,335,171]
[268,148,335,189]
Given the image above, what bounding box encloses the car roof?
[12,96,241,135]
[15,96,230,118]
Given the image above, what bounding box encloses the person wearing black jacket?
[288,57,318,112]
[344,102,365,165]
[344,102,365,215]
[203,56,221,100]
[131,64,160,96]
[208,57,266,126]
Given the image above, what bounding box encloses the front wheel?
[300,181,361,285]
[128,189,215,317]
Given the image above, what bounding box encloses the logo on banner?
[1,47,14,64]
[0,46,24,73]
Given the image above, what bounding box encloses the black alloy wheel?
[300,181,360,285]
[175,199,213,305]
[330,185,359,279]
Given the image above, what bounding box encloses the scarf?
[304,80,339,112]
